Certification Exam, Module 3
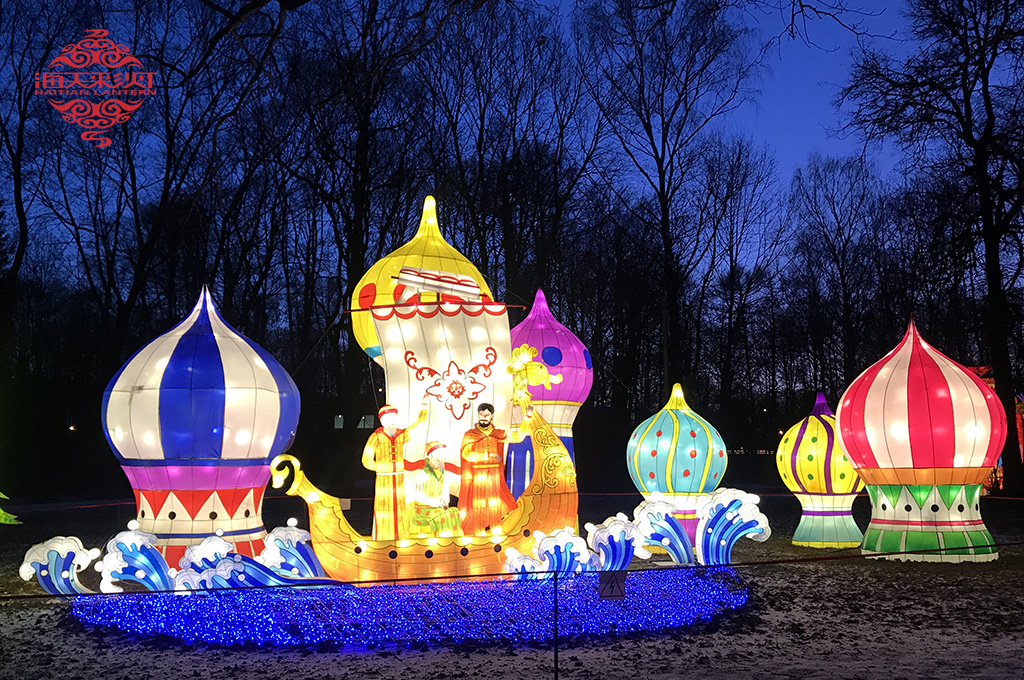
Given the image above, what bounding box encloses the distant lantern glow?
[835,320,1006,562]
[626,383,727,545]
[776,392,864,548]
[506,289,593,498]
[102,288,300,567]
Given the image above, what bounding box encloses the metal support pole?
[553,570,559,679]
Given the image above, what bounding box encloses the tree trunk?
[981,229,1023,494]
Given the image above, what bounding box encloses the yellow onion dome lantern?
[350,196,493,364]
[626,383,727,544]
[776,392,864,548]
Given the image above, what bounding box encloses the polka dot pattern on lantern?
[358,283,376,309]
[775,392,864,499]
[509,288,594,416]
[541,346,563,366]
[626,383,727,497]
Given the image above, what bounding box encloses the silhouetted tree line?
[2,0,1024,499]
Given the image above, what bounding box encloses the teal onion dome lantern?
[626,383,727,544]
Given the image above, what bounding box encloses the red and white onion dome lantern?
[835,320,1006,562]
[102,289,300,567]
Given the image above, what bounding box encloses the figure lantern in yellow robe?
[361,401,428,540]
[459,402,532,536]
[408,441,463,537]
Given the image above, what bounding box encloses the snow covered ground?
[2,493,1022,679]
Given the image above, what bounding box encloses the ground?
[1,492,1022,679]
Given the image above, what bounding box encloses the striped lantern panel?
[626,383,726,545]
[102,288,300,567]
[835,320,1006,562]
[506,289,593,498]
[776,392,864,548]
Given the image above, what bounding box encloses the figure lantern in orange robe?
[458,402,530,536]
[361,401,427,540]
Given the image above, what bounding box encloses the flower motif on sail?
[405,347,498,419]
[424,362,487,419]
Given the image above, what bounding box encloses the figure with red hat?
[408,441,463,537]
[361,399,428,540]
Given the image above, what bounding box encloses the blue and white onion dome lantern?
[101,288,300,566]
[626,383,727,545]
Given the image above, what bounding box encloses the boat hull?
[270,422,578,582]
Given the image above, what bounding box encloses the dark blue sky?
[729,5,911,181]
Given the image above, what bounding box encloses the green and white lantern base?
[792,493,863,548]
[861,484,996,563]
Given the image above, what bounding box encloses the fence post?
[553,569,559,679]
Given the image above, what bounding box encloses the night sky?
[730,5,909,178]
[3,0,1023,505]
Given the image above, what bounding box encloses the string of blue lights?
[71,567,748,648]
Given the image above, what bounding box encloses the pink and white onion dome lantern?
[836,320,1006,562]
[776,392,865,548]
[626,383,727,546]
[102,288,300,567]
[506,289,593,498]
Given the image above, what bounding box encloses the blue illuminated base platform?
[71,567,748,648]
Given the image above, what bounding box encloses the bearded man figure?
[458,402,531,536]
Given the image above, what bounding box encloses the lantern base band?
[860,526,997,562]
[792,492,863,549]
[794,539,862,549]
[861,483,997,562]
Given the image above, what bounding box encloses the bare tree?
[0,0,81,369]
[31,0,302,366]
[578,0,761,396]
[789,153,879,387]
[700,136,784,437]
[419,1,600,305]
[872,171,982,358]
[286,0,451,425]
[841,0,1024,492]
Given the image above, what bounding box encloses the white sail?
[371,299,513,497]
